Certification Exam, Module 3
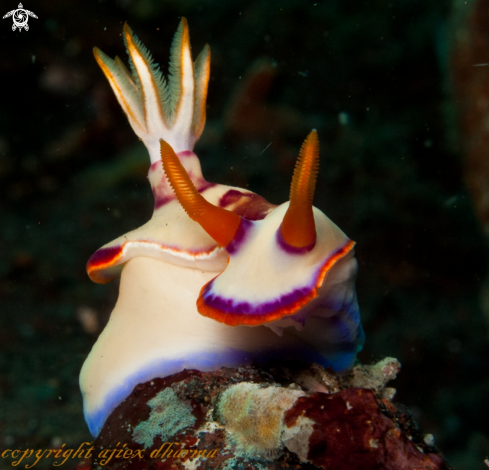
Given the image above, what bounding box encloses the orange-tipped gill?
[160,139,241,247]
[280,129,320,249]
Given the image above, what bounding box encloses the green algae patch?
[132,388,196,449]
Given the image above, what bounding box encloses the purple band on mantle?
[219,189,274,221]
[225,218,253,255]
[202,282,313,316]
[201,240,353,317]
[87,245,122,266]
[276,227,316,254]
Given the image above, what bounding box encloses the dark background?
[0,0,488,468]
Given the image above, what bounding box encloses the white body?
[81,256,321,437]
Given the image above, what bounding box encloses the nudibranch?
[81,19,365,438]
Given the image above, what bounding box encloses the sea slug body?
[81,18,364,437]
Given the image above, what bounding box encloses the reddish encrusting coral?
[77,365,451,470]
[284,388,448,470]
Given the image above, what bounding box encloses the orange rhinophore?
[160,139,241,247]
[280,130,319,249]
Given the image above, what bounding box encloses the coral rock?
[284,389,445,470]
[84,362,450,470]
